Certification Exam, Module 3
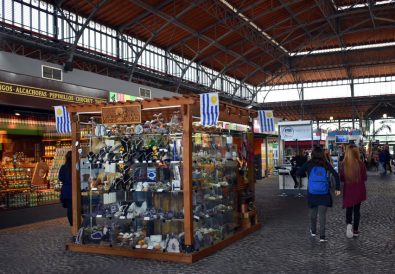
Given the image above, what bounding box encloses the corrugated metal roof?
[45,0,395,86]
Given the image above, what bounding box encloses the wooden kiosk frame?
[65,95,261,263]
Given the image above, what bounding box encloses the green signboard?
[109,91,137,102]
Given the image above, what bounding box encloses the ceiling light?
[383,113,388,118]
[329,116,333,120]
[15,112,21,116]
[246,105,253,109]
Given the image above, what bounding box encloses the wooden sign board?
[102,104,141,124]
[31,161,49,186]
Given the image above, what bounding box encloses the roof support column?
[351,79,355,129]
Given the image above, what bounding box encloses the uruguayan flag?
[258,110,275,132]
[200,93,219,126]
[54,106,72,133]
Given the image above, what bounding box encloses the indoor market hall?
[1,0,395,273]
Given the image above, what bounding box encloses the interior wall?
[0,51,178,99]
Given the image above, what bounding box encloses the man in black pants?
[290,150,308,188]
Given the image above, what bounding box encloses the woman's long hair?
[64,151,72,172]
[341,145,361,184]
[309,146,329,169]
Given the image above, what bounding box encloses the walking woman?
[59,151,73,227]
[297,146,341,242]
[340,145,367,238]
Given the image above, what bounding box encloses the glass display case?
[66,96,260,263]
[77,130,185,252]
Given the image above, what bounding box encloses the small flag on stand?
[200,93,219,126]
[258,110,275,132]
[54,106,72,133]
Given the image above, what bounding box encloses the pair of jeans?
[346,203,361,231]
[64,199,73,226]
[310,205,328,238]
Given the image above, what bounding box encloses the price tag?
[120,216,126,219]
[194,215,200,220]
[144,217,150,221]
[91,188,98,191]
[147,246,154,250]
[135,245,141,249]
[96,161,101,164]
[205,214,210,218]
[96,215,102,218]
[118,160,124,164]
[157,189,164,193]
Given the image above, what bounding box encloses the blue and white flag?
[200,93,219,126]
[54,106,72,133]
[258,110,275,132]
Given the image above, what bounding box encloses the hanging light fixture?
[329,116,334,120]
[383,113,388,118]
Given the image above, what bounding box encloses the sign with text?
[280,124,312,141]
[102,104,141,124]
[0,81,106,104]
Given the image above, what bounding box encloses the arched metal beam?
[65,0,109,66]
[127,0,202,82]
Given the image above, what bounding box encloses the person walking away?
[384,146,392,173]
[340,145,367,238]
[290,150,308,188]
[59,151,73,227]
[378,148,386,174]
[297,147,341,243]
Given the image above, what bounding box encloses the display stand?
[277,168,289,197]
[64,96,260,263]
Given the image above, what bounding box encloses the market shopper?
[378,148,386,174]
[59,151,73,227]
[290,150,308,188]
[297,147,341,243]
[340,145,367,238]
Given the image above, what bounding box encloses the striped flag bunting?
[54,106,72,133]
[200,93,219,126]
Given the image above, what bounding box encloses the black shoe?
[294,185,298,188]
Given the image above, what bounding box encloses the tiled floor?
[0,172,394,274]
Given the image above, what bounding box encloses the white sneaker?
[346,224,353,238]
[310,229,316,237]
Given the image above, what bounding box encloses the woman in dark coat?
[340,145,367,238]
[59,151,73,226]
[297,147,341,242]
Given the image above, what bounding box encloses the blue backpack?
[308,166,329,195]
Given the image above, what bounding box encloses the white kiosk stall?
[277,121,313,196]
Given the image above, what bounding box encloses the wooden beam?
[71,113,81,235]
[66,96,196,113]
[181,104,193,248]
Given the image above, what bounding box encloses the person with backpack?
[297,146,341,242]
[340,145,367,238]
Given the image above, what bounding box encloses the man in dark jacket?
[290,150,308,188]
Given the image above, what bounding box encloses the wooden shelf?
[42,138,89,142]
[42,156,54,158]
[39,200,59,206]
[0,188,30,193]
[66,223,261,264]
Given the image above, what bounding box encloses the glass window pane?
[304,85,350,100]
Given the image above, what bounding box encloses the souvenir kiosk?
[277,121,313,196]
[65,95,260,263]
